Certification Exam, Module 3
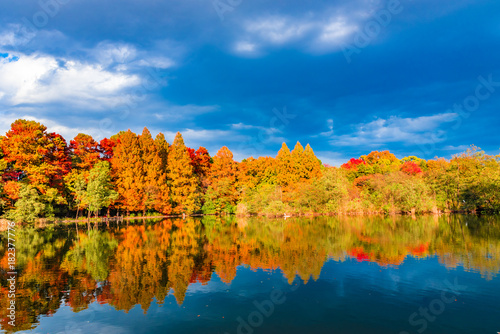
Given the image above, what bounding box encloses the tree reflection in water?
[1,215,499,332]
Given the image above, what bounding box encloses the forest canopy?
[1,119,499,222]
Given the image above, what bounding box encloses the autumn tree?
[341,158,366,171]
[65,172,87,219]
[152,133,172,215]
[188,146,212,189]
[0,120,71,217]
[302,144,322,180]
[167,132,200,214]
[361,150,399,174]
[111,130,144,215]
[64,133,103,216]
[69,133,101,171]
[401,156,427,171]
[138,128,160,215]
[203,146,238,214]
[238,156,277,191]
[99,138,116,162]
[86,161,118,218]
[0,120,71,192]
[400,161,423,175]
[276,143,293,187]
[7,184,47,223]
[290,142,306,180]
[362,150,398,165]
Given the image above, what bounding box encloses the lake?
[1,215,499,334]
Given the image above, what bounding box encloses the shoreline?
[2,210,497,230]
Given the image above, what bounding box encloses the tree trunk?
[87,210,91,230]
[76,207,80,220]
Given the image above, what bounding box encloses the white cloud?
[328,113,459,147]
[231,122,281,134]
[0,24,36,48]
[136,57,175,69]
[94,42,138,67]
[235,41,257,54]
[0,30,19,48]
[246,17,312,44]
[233,2,379,55]
[0,52,140,108]
[442,145,470,151]
[152,104,220,121]
[315,17,358,49]
[316,119,334,137]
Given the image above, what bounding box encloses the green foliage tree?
[86,161,118,217]
[7,184,47,223]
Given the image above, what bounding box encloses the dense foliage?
[0,119,499,221]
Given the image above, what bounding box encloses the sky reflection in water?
[1,215,499,334]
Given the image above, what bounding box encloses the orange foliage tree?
[111,130,145,215]
[0,120,71,193]
[153,133,172,214]
[167,132,200,214]
[203,146,239,213]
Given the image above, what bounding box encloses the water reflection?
[0,215,499,332]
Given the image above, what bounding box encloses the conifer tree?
[167,132,199,214]
[153,133,172,215]
[276,143,292,187]
[303,144,322,180]
[204,146,238,213]
[291,141,306,180]
[112,130,144,215]
[139,128,159,215]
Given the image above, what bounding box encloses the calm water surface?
[1,215,499,334]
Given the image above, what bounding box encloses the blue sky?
[0,0,499,165]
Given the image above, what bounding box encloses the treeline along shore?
[0,119,499,223]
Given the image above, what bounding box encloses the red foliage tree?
[341,158,366,170]
[400,161,423,175]
[69,133,101,171]
[99,138,116,162]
